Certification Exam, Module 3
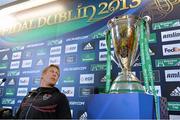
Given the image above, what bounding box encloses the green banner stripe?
[152,19,180,30]
[168,102,180,111]
[4,19,91,44]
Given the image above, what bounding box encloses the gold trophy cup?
[107,15,144,93]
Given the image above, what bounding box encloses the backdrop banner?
[0,0,179,119]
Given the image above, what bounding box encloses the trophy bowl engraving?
[107,15,144,93]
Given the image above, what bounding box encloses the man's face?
[42,67,60,87]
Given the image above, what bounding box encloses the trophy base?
[110,71,144,93]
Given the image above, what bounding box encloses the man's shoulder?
[53,88,68,100]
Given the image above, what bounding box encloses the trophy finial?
[143,16,151,22]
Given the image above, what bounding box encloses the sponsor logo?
[36,49,47,56]
[71,109,73,118]
[0,79,5,86]
[66,36,88,42]
[133,62,142,67]
[168,102,180,111]
[8,78,16,85]
[12,52,21,60]
[17,88,28,96]
[149,47,155,56]
[22,60,32,68]
[5,87,15,96]
[81,53,95,62]
[155,58,180,67]
[2,98,15,105]
[169,115,180,120]
[79,87,94,97]
[36,59,44,66]
[26,42,44,48]
[43,94,52,100]
[0,88,3,96]
[61,87,75,97]
[161,29,180,42]
[0,62,8,69]
[22,70,40,74]
[170,87,180,96]
[17,99,22,104]
[63,67,87,72]
[99,40,113,49]
[31,87,37,91]
[0,48,10,53]
[165,69,180,82]
[63,76,75,83]
[80,74,94,84]
[7,70,20,76]
[47,39,62,46]
[100,75,106,82]
[92,32,104,39]
[90,64,107,71]
[132,71,136,76]
[99,51,114,61]
[65,44,78,53]
[0,72,5,76]
[2,54,8,60]
[162,44,180,56]
[2,106,12,109]
[65,55,76,64]
[152,19,180,30]
[155,86,161,96]
[50,46,61,55]
[99,51,106,61]
[143,86,161,96]
[10,61,20,69]
[49,56,60,65]
[79,111,87,120]
[19,77,29,86]
[149,33,157,43]
[140,70,160,82]
[69,101,85,106]
[32,77,40,85]
[11,46,24,52]
[24,51,32,58]
[82,41,95,50]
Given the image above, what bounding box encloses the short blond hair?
[42,64,60,77]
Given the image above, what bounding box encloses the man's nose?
[52,72,57,77]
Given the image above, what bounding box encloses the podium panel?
[86,93,158,119]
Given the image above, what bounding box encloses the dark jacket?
[16,87,71,119]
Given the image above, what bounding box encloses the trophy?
[107,15,146,93]
[106,15,160,118]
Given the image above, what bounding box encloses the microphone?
[2,78,6,82]
[0,78,6,86]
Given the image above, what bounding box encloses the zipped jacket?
[16,87,71,119]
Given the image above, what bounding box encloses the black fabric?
[16,87,71,119]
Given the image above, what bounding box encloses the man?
[16,64,72,119]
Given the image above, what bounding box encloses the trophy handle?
[104,30,120,68]
[105,30,112,93]
[111,54,120,67]
[131,53,140,66]
[140,16,160,120]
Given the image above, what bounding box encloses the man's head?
[40,64,60,87]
